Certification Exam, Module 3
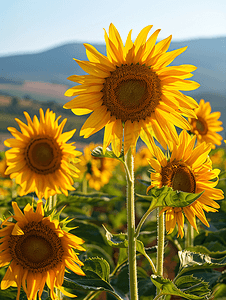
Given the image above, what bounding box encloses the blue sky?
[1,0,226,57]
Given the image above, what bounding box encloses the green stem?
[11,178,17,198]
[135,200,157,239]
[56,288,61,299]
[156,209,165,276]
[125,148,138,300]
[48,195,53,211]
[82,177,88,193]
[185,222,194,248]
[83,291,101,300]
[53,194,57,208]
[153,293,164,300]
[142,251,157,275]
[156,208,165,295]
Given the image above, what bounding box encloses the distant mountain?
[0,38,226,138]
[1,37,226,96]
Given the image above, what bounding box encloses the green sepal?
[103,225,128,248]
[137,185,203,208]
[91,146,124,163]
[151,275,210,299]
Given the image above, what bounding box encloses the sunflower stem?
[186,222,194,248]
[125,147,138,300]
[11,178,17,198]
[156,208,165,294]
[48,195,53,211]
[82,177,88,193]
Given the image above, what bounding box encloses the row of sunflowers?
[0,23,226,300]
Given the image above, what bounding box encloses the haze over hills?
[1,37,226,95]
[0,37,226,139]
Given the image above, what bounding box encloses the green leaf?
[175,275,211,297]
[213,283,226,299]
[151,275,210,299]
[194,229,226,251]
[103,225,128,248]
[63,258,114,293]
[84,244,114,269]
[187,245,226,259]
[58,191,115,206]
[91,146,124,163]
[137,186,203,208]
[83,257,110,282]
[177,269,222,288]
[178,250,226,277]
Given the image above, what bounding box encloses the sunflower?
[78,143,118,190]
[64,23,200,156]
[0,156,10,179]
[0,200,85,300]
[147,130,224,238]
[4,108,82,200]
[188,99,223,149]
[135,146,153,171]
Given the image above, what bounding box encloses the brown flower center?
[102,64,162,122]
[9,221,64,273]
[161,160,196,193]
[25,137,62,174]
[191,116,208,135]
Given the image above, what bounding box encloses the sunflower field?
[0,23,226,300]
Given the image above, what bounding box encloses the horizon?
[1,35,226,59]
[1,0,226,57]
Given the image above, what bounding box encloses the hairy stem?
[156,208,165,294]
[125,148,138,300]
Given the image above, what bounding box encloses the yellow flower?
[0,200,85,300]
[4,108,82,200]
[210,149,225,168]
[64,23,199,156]
[188,99,223,149]
[78,143,118,190]
[135,146,153,171]
[147,130,224,238]
[0,157,10,179]
[0,187,10,199]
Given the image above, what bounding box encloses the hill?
[0,37,226,97]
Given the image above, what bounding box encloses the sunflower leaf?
[174,275,211,297]
[151,275,210,299]
[177,250,226,277]
[103,224,128,248]
[63,258,116,294]
[136,185,203,208]
[187,245,226,259]
[83,257,110,282]
[91,146,124,163]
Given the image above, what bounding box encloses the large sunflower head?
[147,130,224,238]
[78,142,118,190]
[0,200,85,300]
[64,23,200,156]
[188,99,223,149]
[4,108,82,200]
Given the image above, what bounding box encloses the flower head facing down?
[64,23,200,156]
[147,130,224,238]
[0,200,85,300]
[4,108,82,200]
[189,99,223,149]
[78,143,118,190]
